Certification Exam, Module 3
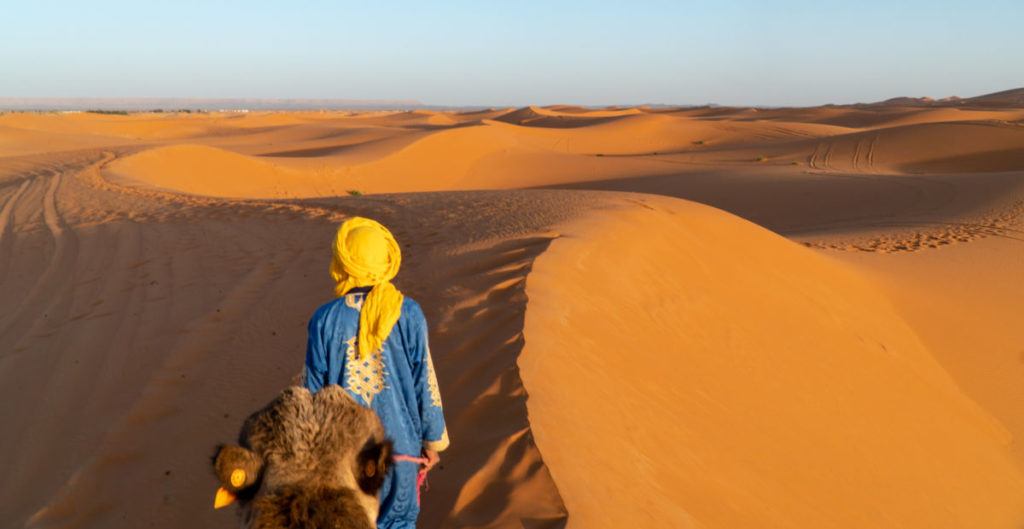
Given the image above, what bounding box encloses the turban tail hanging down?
[330,217,404,360]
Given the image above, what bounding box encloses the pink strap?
[392,454,428,465]
[392,454,430,506]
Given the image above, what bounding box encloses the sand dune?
[2,99,1024,529]
[493,105,643,127]
[521,197,1024,528]
[964,87,1024,107]
[789,120,1024,173]
[674,104,1024,130]
[105,144,350,198]
[0,112,225,140]
[104,111,870,197]
[0,124,129,156]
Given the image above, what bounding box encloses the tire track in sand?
[0,159,85,350]
[865,134,879,173]
[0,179,32,284]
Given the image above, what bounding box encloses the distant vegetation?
[80,108,204,115]
[756,155,769,162]
[347,189,363,196]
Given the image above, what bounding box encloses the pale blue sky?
[2,0,1022,106]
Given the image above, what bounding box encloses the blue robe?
[304,287,448,529]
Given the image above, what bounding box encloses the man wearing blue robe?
[304,217,448,529]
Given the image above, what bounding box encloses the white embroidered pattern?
[344,293,364,310]
[426,345,443,408]
[344,336,385,405]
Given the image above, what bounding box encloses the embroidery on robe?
[426,345,443,408]
[344,336,385,405]
[345,293,364,310]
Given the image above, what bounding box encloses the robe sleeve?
[304,306,328,393]
[406,301,449,452]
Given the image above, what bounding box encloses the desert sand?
[1,95,1023,528]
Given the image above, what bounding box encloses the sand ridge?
[521,196,1023,528]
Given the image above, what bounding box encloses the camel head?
[212,385,393,529]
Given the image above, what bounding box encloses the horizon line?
[1,86,1020,112]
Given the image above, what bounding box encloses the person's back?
[304,217,448,529]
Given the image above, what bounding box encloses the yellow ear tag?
[230,468,246,488]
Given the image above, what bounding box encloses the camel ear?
[212,444,263,493]
[356,437,393,496]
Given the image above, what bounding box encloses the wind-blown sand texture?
[1,97,1023,529]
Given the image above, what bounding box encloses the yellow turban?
[330,217,404,360]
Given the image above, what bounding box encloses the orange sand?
[521,198,1022,528]
[1,98,1023,529]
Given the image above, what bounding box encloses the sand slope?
[792,121,1024,174]
[105,144,345,197]
[836,235,1024,466]
[520,197,1024,528]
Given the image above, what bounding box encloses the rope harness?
[392,454,430,506]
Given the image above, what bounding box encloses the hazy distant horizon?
[1,86,1019,112]
[2,83,1020,111]
[3,0,1023,107]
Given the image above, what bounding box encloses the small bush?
[347,189,363,196]
[692,140,705,145]
[755,155,768,162]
